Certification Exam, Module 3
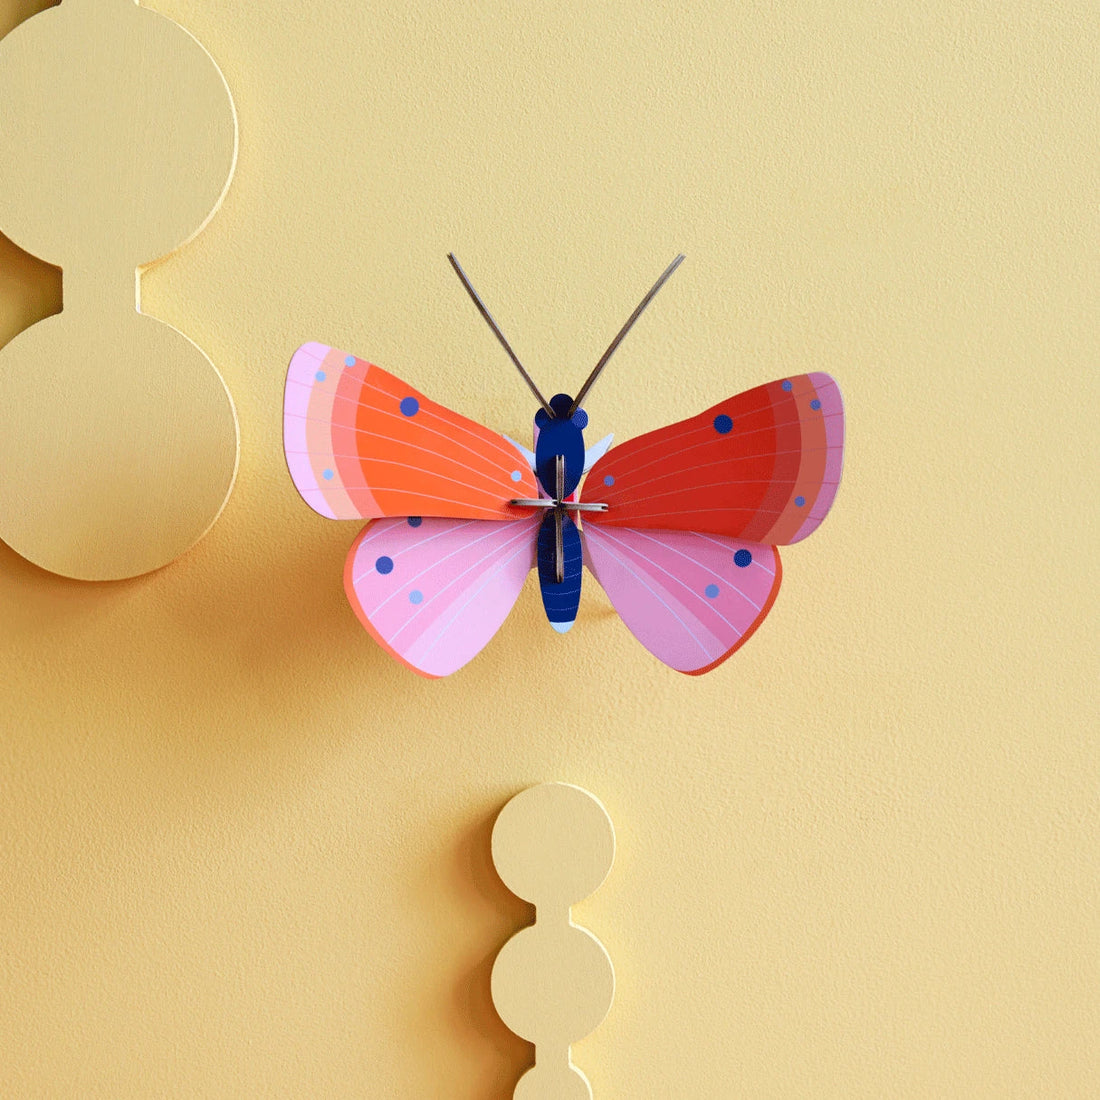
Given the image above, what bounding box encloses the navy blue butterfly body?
[533,393,590,633]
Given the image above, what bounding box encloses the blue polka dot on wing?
[705,583,720,599]
[400,397,419,417]
[734,548,753,568]
[604,475,615,487]
[409,589,423,604]
[795,495,806,507]
[810,398,821,411]
[375,556,393,574]
[782,380,793,391]
[714,414,733,434]
[344,355,356,367]
[511,469,522,482]
[315,370,326,382]
[322,468,334,480]
[407,516,422,527]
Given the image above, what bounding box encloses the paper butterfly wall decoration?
[283,254,844,678]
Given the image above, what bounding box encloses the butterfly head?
[534,394,588,498]
[535,393,588,428]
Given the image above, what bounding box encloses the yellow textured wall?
[2,0,1097,1095]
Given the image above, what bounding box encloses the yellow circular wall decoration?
[491,783,616,1099]
[0,0,238,580]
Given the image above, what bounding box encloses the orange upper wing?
[284,342,539,520]
[584,373,843,544]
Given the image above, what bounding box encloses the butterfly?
[283,255,844,678]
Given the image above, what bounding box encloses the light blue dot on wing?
[795,495,805,507]
[344,355,356,367]
[604,475,615,487]
[810,398,822,410]
[315,370,326,382]
[409,589,423,604]
[782,379,793,391]
[322,469,334,480]
[400,397,419,417]
[705,583,720,599]
[511,469,522,482]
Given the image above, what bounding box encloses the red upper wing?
[584,373,843,544]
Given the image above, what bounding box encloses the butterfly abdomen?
[537,512,582,633]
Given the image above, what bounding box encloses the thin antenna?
[447,253,553,415]
[568,254,685,416]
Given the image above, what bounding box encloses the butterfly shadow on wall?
[283,255,844,678]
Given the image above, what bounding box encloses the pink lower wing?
[345,516,540,678]
[583,525,782,675]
